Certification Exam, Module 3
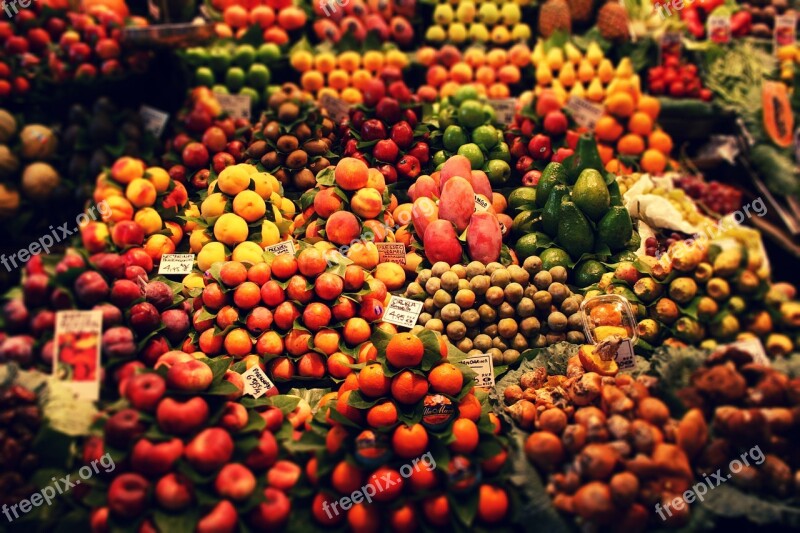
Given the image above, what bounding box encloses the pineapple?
[538,0,572,38]
[597,1,629,42]
[567,0,595,24]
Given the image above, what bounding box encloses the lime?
[508,187,537,211]
[458,143,485,169]
[514,233,540,260]
[212,84,229,95]
[239,87,260,107]
[208,48,231,73]
[611,250,638,263]
[575,260,607,287]
[482,103,496,124]
[472,124,498,150]
[195,66,215,88]
[443,125,468,152]
[257,43,281,64]
[458,100,486,129]
[438,108,454,130]
[233,44,256,68]
[247,63,271,90]
[488,141,511,163]
[432,150,448,167]
[452,85,479,106]
[225,67,246,92]
[184,47,207,67]
[540,247,572,270]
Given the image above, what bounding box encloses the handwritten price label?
[265,240,296,256]
[775,14,797,48]
[140,105,169,138]
[463,355,495,387]
[566,97,604,131]
[382,296,423,329]
[319,93,351,123]
[214,92,251,120]
[242,366,275,399]
[615,339,636,370]
[158,254,195,275]
[488,98,517,126]
[376,242,406,265]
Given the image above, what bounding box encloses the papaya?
[762,81,793,148]
[438,176,475,232]
[466,211,502,264]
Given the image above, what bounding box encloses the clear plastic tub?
[579,294,639,345]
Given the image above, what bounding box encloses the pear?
[597,59,614,84]
[565,42,582,64]
[570,81,586,99]
[536,62,553,86]
[586,42,604,66]
[546,47,565,71]
[559,62,576,87]
[587,78,604,102]
[578,59,595,84]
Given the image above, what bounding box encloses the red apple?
[215,463,256,501]
[124,373,166,412]
[156,396,210,435]
[155,473,193,511]
[107,473,150,519]
[249,488,291,529]
[390,121,413,149]
[397,155,421,179]
[360,119,387,141]
[373,139,399,163]
[362,79,386,107]
[131,438,184,477]
[375,97,401,124]
[104,409,146,448]
[182,142,210,169]
[166,359,213,392]
[543,111,568,136]
[185,428,235,473]
[266,460,302,491]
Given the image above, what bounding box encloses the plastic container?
[579,294,638,345]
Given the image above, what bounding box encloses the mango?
[439,155,472,192]
[423,220,463,266]
[411,197,438,237]
[438,176,475,232]
[466,211,502,264]
[468,170,493,199]
[410,175,438,201]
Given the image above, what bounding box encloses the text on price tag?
[474,194,490,213]
[376,242,406,265]
[487,98,517,126]
[214,92,251,120]
[319,93,351,123]
[265,240,296,256]
[463,354,495,387]
[382,296,423,329]
[242,366,275,398]
[158,254,195,275]
[615,339,636,370]
[140,105,169,138]
[566,97,604,130]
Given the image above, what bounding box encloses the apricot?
[334,157,369,191]
[326,211,361,246]
[110,156,145,184]
[125,178,157,208]
[313,188,343,219]
[374,262,406,291]
[351,188,384,220]
[347,241,379,270]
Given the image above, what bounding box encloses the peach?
[467,211,502,264]
[366,168,386,192]
[469,170,493,198]
[351,188,383,220]
[393,203,413,226]
[81,222,111,253]
[411,197,438,237]
[438,176,475,232]
[439,155,472,192]
[410,175,438,201]
[111,156,146,184]
[103,195,135,223]
[363,220,387,242]
[325,211,361,246]
[313,188,343,219]
[126,178,157,208]
[423,220,462,266]
[144,234,176,262]
[161,182,189,214]
[374,262,406,291]
[297,352,326,378]
[111,220,144,248]
[347,241,379,270]
[146,166,171,193]
[334,157,369,191]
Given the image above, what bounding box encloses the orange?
[343,317,371,346]
[328,69,350,91]
[392,423,429,458]
[416,47,437,67]
[363,50,384,72]
[605,159,632,175]
[648,129,673,154]
[605,92,635,118]
[233,281,261,310]
[326,425,348,454]
[351,69,372,90]
[216,305,239,329]
[339,373,360,393]
[428,363,463,395]
[421,494,450,527]
[199,328,223,355]
[449,418,479,454]
[617,133,645,156]
[366,400,398,428]
[389,505,418,532]
[358,363,391,398]
[327,352,354,379]
[597,143,614,165]
[367,467,404,502]
[486,49,507,69]
[407,465,437,491]
[481,448,508,473]
[449,62,473,84]
[290,50,313,72]
[270,254,298,280]
[312,492,343,526]
[637,94,660,120]
[497,64,521,84]
[335,390,363,424]
[223,328,252,357]
[475,65,496,86]
[595,115,623,143]
[386,333,424,368]
[628,111,653,136]
[337,51,360,72]
[357,342,378,364]
[385,50,407,69]
[347,503,380,533]
[391,370,429,405]
[477,485,509,523]
[313,329,340,356]
[314,53,336,74]
[457,393,482,421]
[331,460,363,494]
[488,412,501,434]
[301,71,324,92]
[223,5,248,28]
[640,149,667,174]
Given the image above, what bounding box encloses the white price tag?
[382,295,423,329]
[708,15,731,44]
[499,221,507,235]
[463,354,495,387]
[242,366,275,398]
[474,194,490,213]
[319,93,350,124]
[488,98,517,126]
[265,240,296,256]
[775,14,797,48]
[717,338,770,367]
[53,311,103,401]
[140,105,169,138]
[376,242,406,265]
[158,253,195,275]
[615,338,636,370]
[214,92,251,120]
[565,97,604,131]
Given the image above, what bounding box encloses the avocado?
[572,168,610,221]
[535,162,566,208]
[557,200,595,259]
[512,209,536,237]
[608,180,623,207]
[597,205,634,252]
[541,184,570,237]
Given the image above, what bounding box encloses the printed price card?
[382,296,423,329]
[566,97,604,130]
[265,240,296,256]
[775,14,797,48]
[214,92,251,120]
[54,311,103,401]
[463,354,495,387]
[242,366,275,398]
[320,93,351,123]
[376,242,407,265]
[158,254,195,275]
[474,194,490,213]
[615,338,636,370]
[708,15,731,44]
[140,105,169,138]
[488,98,517,125]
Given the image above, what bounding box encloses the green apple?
[458,100,486,129]
[195,66,215,88]
[443,125,468,152]
[233,44,256,68]
[225,67,246,92]
[484,159,511,185]
[247,63,271,90]
[489,141,511,163]
[257,43,281,64]
[458,143,485,169]
[432,150,448,167]
[472,125,498,151]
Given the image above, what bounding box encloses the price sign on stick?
[382,296,423,329]
[158,254,195,275]
[243,366,275,398]
[463,355,495,387]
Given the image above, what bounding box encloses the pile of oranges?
[416,44,531,100]
[306,330,512,529]
[290,49,409,103]
[214,0,307,44]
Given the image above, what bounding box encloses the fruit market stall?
[1,0,800,531]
